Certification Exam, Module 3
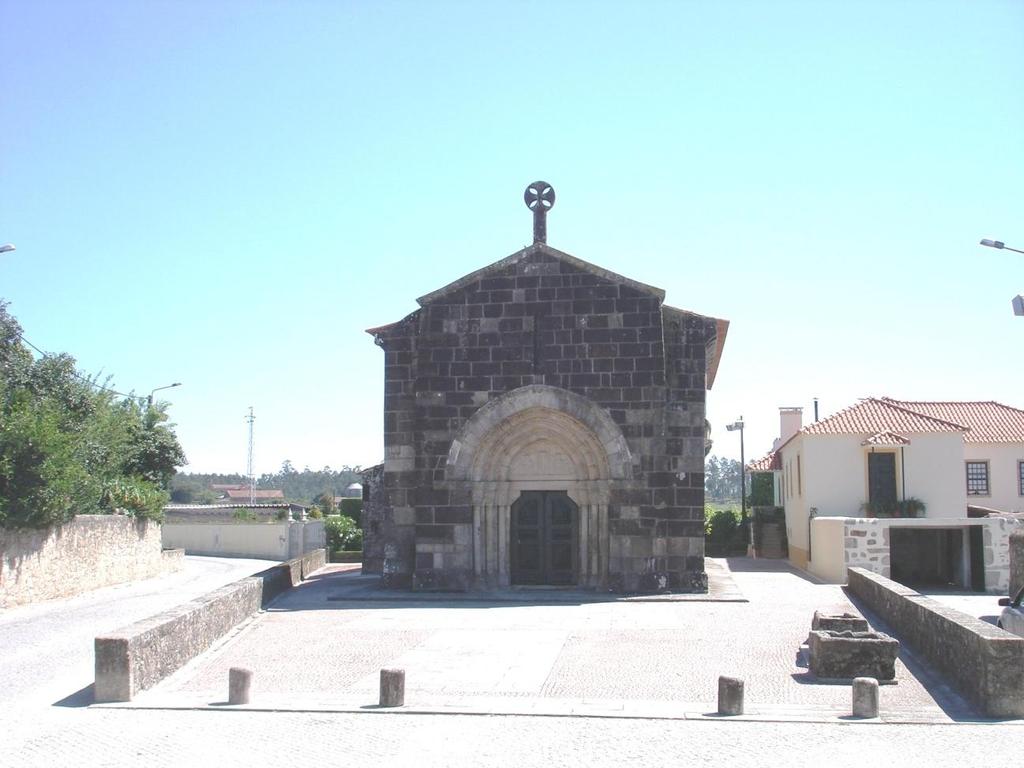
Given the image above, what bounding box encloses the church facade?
[362,185,728,593]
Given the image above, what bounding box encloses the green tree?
[0,301,186,528]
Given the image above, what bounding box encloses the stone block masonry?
[366,241,727,593]
[1,516,182,608]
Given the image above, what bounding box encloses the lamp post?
[726,417,746,520]
[147,382,182,408]
[0,244,15,254]
[980,239,1024,255]
[980,239,1024,315]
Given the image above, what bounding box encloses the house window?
[1018,461,1024,496]
[797,455,802,497]
[966,461,990,496]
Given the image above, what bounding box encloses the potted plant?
[896,497,926,518]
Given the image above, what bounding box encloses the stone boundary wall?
[0,516,182,608]
[94,548,326,702]
[847,567,1024,717]
[1010,529,1024,597]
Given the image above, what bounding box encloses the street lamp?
[0,244,15,254]
[725,417,746,520]
[979,239,1024,315]
[980,239,1024,255]
[147,382,182,408]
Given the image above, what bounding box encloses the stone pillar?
[852,677,879,718]
[717,676,744,715]
[379,668,405,707]
[228,667,252,705]
[1010,529,1024,597]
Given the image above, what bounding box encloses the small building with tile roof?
[747,398,1024,593]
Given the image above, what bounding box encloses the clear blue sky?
[2,1,1022,475]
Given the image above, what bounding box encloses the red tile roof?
[224,489,285,500]
[748,451,780,472]
[801,398,967,437]
[881,398,1024,443]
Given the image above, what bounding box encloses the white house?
[748,398,1024,593]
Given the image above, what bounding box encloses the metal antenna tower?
[245,407,255,506]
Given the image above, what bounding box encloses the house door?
[867,452,897,510]
[511,491,578,586]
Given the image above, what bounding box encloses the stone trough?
[808,629,899,682]
[811,610,868,633]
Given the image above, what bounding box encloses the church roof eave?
[415,242,666,307]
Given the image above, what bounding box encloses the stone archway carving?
[446,385,632,588]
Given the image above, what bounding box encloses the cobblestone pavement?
[7,558,1020,766]
[5,706,1017,767]
[151,559,976,720]
[0,555,275,707]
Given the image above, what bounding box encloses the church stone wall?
[370,245,717,593]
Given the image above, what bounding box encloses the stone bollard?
[228,667,252,705]
[379,668,405,707]
[852,677,879,718]
[717,676,744,716]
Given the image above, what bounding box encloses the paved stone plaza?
[141,559,977,721]
[5,558,1022,766]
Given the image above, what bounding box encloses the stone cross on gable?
[524,181,555,243]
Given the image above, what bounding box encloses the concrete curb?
[94,549,326,702]
[94,694,1024,726]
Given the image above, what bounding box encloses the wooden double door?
[510,491,579,586]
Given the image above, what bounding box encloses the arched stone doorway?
[446,385,632,588]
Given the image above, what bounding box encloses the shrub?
[338,497,362,519]
[704,507,749,556]
[325,515,363,552]
[100,476,168,522]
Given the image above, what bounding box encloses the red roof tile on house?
[224,489,285,500]
[801,398,968,437]
[748,451,780,472]
[881,398,1024,443]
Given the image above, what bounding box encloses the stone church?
[362,183,728,593]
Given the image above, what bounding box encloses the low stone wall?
[95,548,326,702]
[847,567,1024,717]
[0,516,182,608]
[1010,529,1024,597]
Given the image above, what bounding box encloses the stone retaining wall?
[847,566,1024,717]
[1010,529,1024,597]
[0,516,182,608]
[94,548,326,702]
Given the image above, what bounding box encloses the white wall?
[965,442,1024,514]
[900,433,966,518]
[807,516,847,583]
[162,522,289,559]
[783,431,966,569]
[799,432,965,518]
[162,520,326,560]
